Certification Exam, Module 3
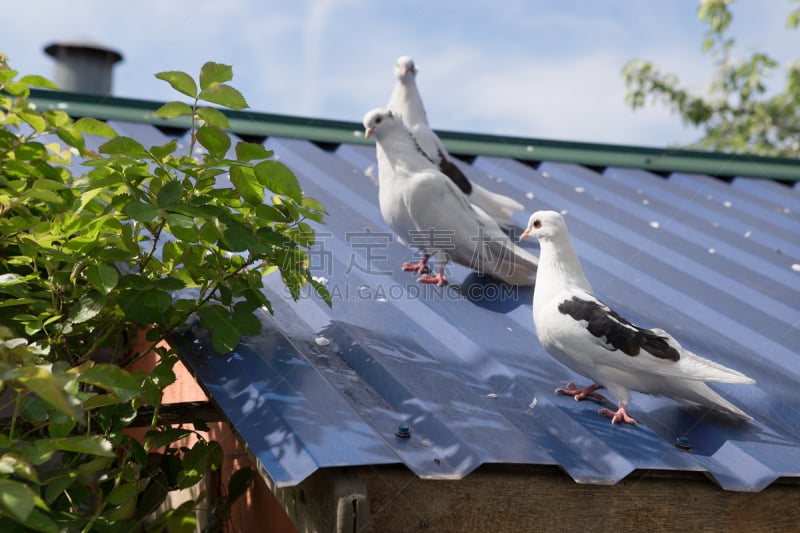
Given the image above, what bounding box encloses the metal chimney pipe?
[44,40,123,95]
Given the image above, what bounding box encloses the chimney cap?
[44,39,123,64]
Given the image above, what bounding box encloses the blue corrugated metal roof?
[105,120,800,493]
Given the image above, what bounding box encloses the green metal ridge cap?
[437,130,800,181]
[27,89,800,181]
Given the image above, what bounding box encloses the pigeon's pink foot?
[402,256,430,274]
[599,404,637,425]
[555,382,607,402]
[418,270,448,287]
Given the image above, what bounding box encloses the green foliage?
[623,0,800,156]
[1,55,329,530]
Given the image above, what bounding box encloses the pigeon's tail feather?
[469,183,524,230]
[673,346,756,384]
[679,381,753,420]
[489,243,538,286]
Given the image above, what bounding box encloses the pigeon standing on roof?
[386,55,523,230]
[520,210,755,425]
[363,108,538,286]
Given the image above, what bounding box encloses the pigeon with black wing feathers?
[520,210,754,425]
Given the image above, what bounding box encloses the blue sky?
[4,1,797,147]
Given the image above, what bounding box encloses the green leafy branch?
[1,55,329,531]
[622,0,800,156]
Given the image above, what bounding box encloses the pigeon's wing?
[403,169,531,281]
[410,124,473,194]
[555,293,753,383]
[402,168,483,263]
[411,124,446,164]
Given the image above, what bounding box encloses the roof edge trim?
[28,89,800,181]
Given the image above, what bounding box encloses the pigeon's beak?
[364,127,373,139]
[519,228,531,241]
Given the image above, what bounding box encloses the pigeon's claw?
[402,255,430,274]
[555,382,607,403]
[418,270,447,287]
[599,404,637,425]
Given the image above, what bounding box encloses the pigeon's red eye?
[533,219,542,229]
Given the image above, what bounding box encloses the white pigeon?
[520,210,755,425]
[386,55,523,230]
[363,108,538,286]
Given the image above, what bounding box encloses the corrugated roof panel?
[137,124,800,493]
[668,172,799,241]
[604,168,798,298]
[731,176,800,218]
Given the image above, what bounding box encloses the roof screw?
[675,436,692,450]
[395,424,411,439]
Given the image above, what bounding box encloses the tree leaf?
[198,305,240,354]
[135,472,169,519]
[192,418,210,432]
[83,394,123,409]
[19,74,59,89]
[154,101,194,119]
[4,81,29,97]
[155,71,197,99]
[232,305,262,336]
[255,204,290,222]
[198,84,248,110]
[68,292,106,324]
[74,117,117,138]
[0,453,40,484]
[99,136,149,158]
[229,165,263,205]
[196,106,230,128]
[196,125,231,159]
[79,364,140,403]
[44,475,75,505]
[789,9,800,29]
[44,109,71,128]
[107,482,140,506]
[145,428,193,449]
[165,213,197,242]
[167,503,197,533]
[150,138,179,159]
[254,160,302,201]
[123,201,161,222]
[178,441,209,488]
[19,508,59,533]
[18,110,46,132]
[16,367,81,420]
[49,435,115,457]
[235,142,273,161]
[55,126,85,152]
[227,467,255,502]
[221,221,256,252]
[85,264,119,294]
[200,62,233,90]
[119,288,172,324]
[157,180,183,208]
[48,412,77,438]
[0,479,37,523]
